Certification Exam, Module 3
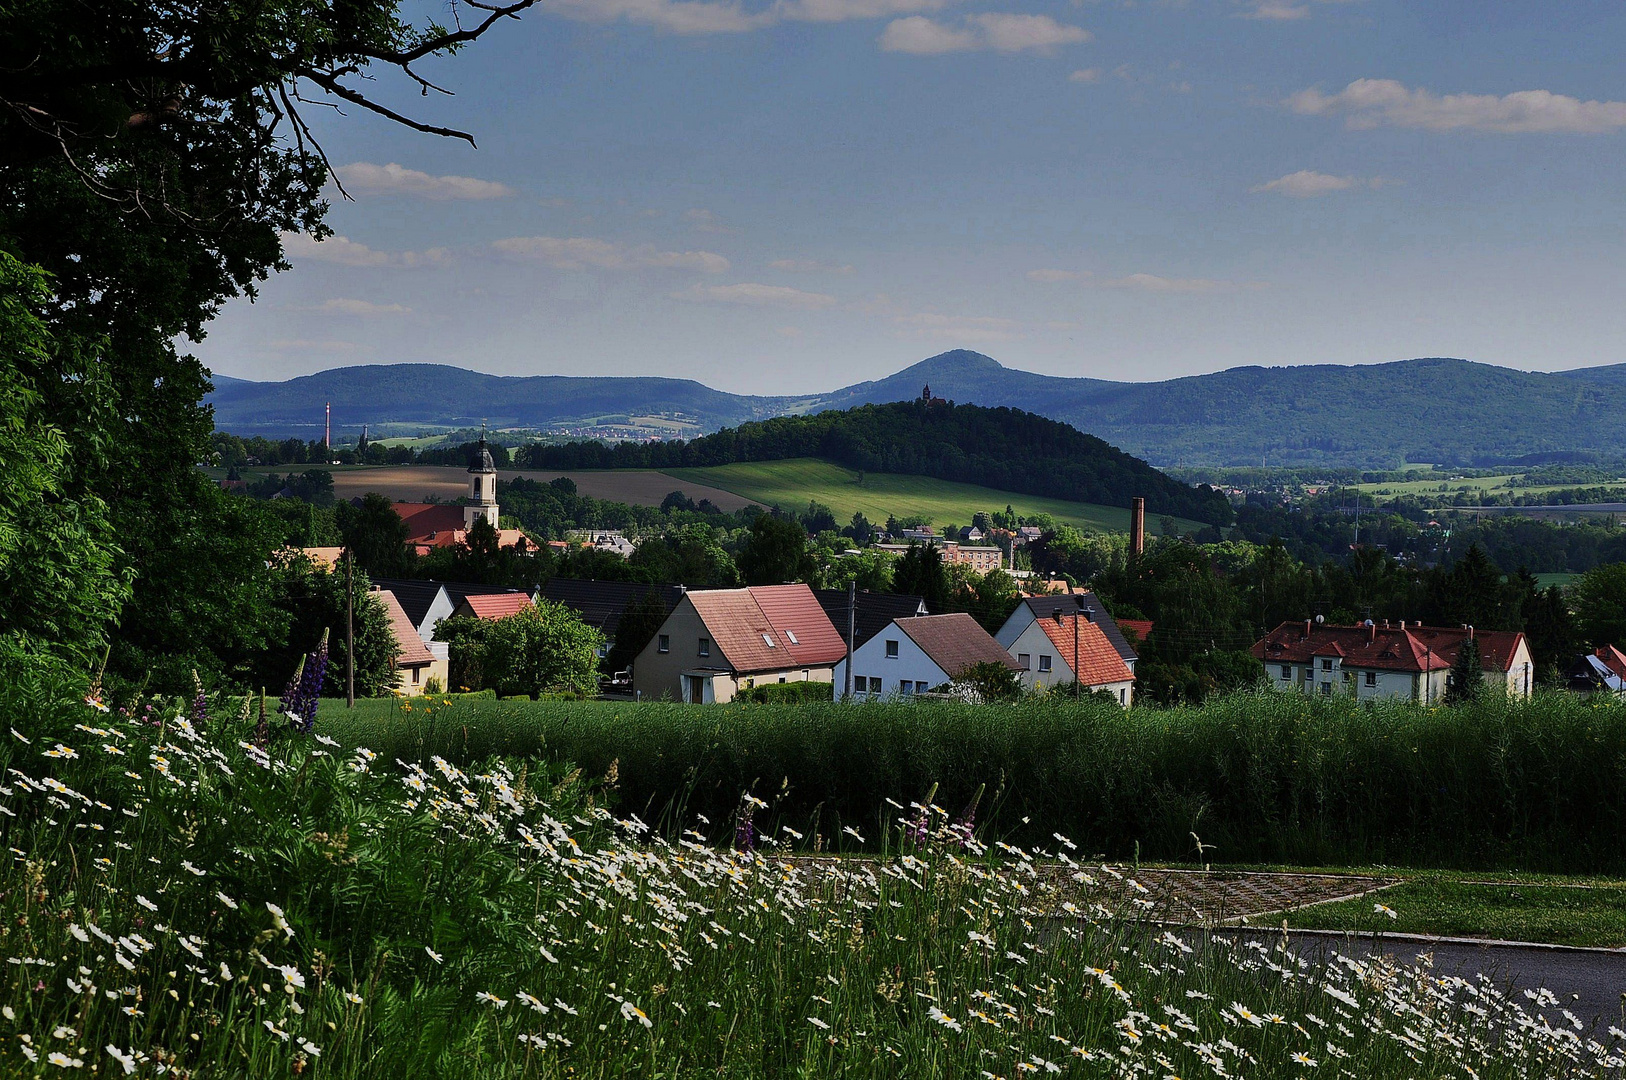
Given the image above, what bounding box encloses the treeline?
[514,401,1234,526]
[210,432,513,469]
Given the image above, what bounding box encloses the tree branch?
[300,70,477,146]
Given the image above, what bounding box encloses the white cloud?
[313,298,412,316]
[492,236,730,273]
[279,232,450,269]
[891,311,1021,342]
[673,282,839,308]
[538,0,946,34]
[1102,273,1254,293]
[1026,268,1089,282]
[1239,0,1361,20]
[771,258,855,273]
[332,162,514,200]
[1250,169,1396,197]
[685,208,737,233]
[1069,68,1102,84]
[1287,79,1626,134]
[880,13,1089,54]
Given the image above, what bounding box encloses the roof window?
[762,633,777,648]
[786,630,800,645]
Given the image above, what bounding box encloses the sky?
[198,0,1626,394]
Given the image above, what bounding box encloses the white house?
[835,613,1020,700]
[996,593,1138,673]
[1251,620,1535,702]
[1001,611,1135,705]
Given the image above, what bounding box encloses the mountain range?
[206,351,1626,469]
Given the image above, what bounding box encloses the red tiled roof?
[1251,622,1526,673]
[895,614,1020,678]
[685,584,845,675]
[393,503,467,542]
[1595,646,1626,682]
[458,593,533,621]
[1035,616,1134,686]
[375,590,436,667]
[1117,619,1153,644]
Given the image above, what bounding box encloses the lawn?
[662,458,1206,535]
[1282,877,1626,949]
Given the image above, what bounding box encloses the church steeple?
[464,422,499,531]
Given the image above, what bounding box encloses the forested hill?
[518,401,1233,526]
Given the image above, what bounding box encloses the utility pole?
[845,580,855,700]
[345,548,355,708]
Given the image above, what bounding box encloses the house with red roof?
[996,591,1138,704]
[450,592,534,621]
[1251,620,1534,702]
[631,584,848,703]
[374,588,447,696]
[389,439,530,555]
[834,613,1019,700]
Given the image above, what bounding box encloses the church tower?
[465,432,499,530]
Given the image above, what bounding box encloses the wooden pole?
[845,580,855,700]
[346,550,355,708]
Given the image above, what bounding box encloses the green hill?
[660,459,1206,535]
[521,399,1233,526]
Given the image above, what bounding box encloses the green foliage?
[327,691,1626,874]
[258,553,400,699]
[438,603,603,699]
[741,680,834,704]
[603,588,674,677]
[1571,562,1626,649]
[953,660,1022,702]
[736,512,814,586]
[891,543,949,612]
[0,254,130,674]
[337,493,415,580]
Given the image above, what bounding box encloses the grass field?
[1284,877,1626,948]
[663,458,1205,534]
[1354,471,1626,503]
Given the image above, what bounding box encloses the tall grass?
[2,672,1617,1078]
[322,691,1626,873]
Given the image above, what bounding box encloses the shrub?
[742,680,833,704]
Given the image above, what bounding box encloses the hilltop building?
[386,438,529,555]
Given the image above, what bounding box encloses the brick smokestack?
[1130,497,1145,558]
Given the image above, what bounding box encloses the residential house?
[539,578,685,666]
[995,592,1138,676]
[834,613,1019,700]
[370,578,531,644]
[872,539,1004,572]
[374,588,447,695]
[451,592,533,621]
[631,584,847,703]
[814,589,930,696]
[1251,620,1534,701]
[1006,612,1135,704]
[1571,645,1626,695]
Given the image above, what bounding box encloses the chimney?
[1368,623,1376,642]
[1130,498,1146,559]
[1303,619,1312,639]
[1467,625,1474,640]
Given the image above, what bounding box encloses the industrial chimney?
[1130,497,1145,558]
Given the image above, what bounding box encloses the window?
[778,676,786,684]
[786,631,800,645]
[1038,655,1052,673]
[1321,658,1333,672]
[868,677,882,694]
[901,681,914,695]
[1018,653,1031,670]
[1319,682,1332,695]
[1281,665,1292,679]
[1119,688,1126,704]
[1364,671,1377,687]
[698,637,711,658]
[916,682,928,694]
[885,639,899,658]
[657,635,670,654]
[762,633,777,648]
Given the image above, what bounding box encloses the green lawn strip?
[1279,876,1626,948]
[661,457,1208,535]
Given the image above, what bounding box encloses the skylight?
[786,631,799,645]
[762,633,776,648]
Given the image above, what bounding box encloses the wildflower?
[843,826,866,843]
[518,992,547,1013]
[1292,1052,1319,1066]
[266,901,294,939]
[43,744,79,760]
[807,1017,830,1030]
[263,1021,290,1041]
[539,946,559,964]
[929,1006,964,1032]
[344,992,364,1005]
[620,1000,653,1028]
[1231,1003,1264,1027]
[105,1046,137,1075]
[47,1051,83,1068]
[219,962,233,981]
[1374,903,1397,920]
[216,891,238,910]
[476,991,509,1009]
[135,894,158,912]
[298,1038,322,1057]
[425,947,444,963]
[68,924,89,943]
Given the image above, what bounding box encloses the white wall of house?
[1267,652,1527,703]
[1003,620,1074,691]
[834,623,953,700]
[418,589,456,644]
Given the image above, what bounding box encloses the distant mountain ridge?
[207,351,1626,469]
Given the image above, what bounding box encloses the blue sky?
[199,0,1626,393]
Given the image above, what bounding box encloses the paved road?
[1213,928,1626,1038]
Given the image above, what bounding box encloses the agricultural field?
[663,458,1202,534]
[1353,471,1626,503]
[4,678,1619,1078]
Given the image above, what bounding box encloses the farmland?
[664,458,1202,534]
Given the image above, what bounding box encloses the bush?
[741,680,834,704]
[436,602,603,698]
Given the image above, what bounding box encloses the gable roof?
[457,593,533,621]
[375,589,436,668]
[1016,591,1136,662]
[814,589,929,651]
[1117,619,1154,646]
[391,503,467,541]
[894,613,1020,677]
[684,584,846,674]
[1251,621,1527,673]
[367,578,450,630]
[540,578,684,639]
[1594,645,1626,682]
[1035,616,1135,686]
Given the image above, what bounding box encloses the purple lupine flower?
[190,684,210,730]
[293,635,329,732]
[277,655,306,729]
[734,812,756,853]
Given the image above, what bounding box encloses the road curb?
[1200,925,1626,956]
